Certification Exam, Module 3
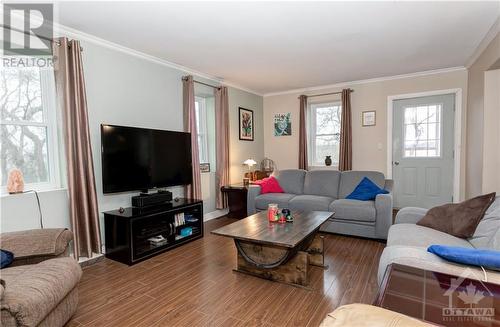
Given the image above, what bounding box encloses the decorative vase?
[325,156,332,166]
[268,203,278,222]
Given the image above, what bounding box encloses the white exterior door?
[392,94,455,209]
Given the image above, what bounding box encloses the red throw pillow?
[253,176,284,194]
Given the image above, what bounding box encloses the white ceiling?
[57,1,500,95]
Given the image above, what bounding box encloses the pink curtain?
[339,89,352,171]
[215,86,230,209]
[53,37,101,259]
[183,76,202,200]
[298,95,308,170]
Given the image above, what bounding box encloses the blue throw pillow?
[346,177,389,201]
[428,245,500,271]
[0,249,14,269]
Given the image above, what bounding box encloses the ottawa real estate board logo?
[442,268,495,323]
[3,3,54,68]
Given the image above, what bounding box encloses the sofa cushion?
[339,171,385,199]
[289,195,333,211]
[273,169,306,195]
[387,224,473,248]
[320,304,432,327]
[346,177,389,201]
[377,245,500,286]
[253,176,284,194]
[329,199,376,222]
[469,196,500,250]
[416,192,496,239]
[0,257,82,327]
[427,245,500,271]
[303,170,341,199]
[255,193,296,210]
[0,250,14,269]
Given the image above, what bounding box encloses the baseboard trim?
[204,209,229,222]
[79,253,105,267]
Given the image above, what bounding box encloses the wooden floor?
[68,217,385,327]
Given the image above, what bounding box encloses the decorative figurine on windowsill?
[7,168,24,194]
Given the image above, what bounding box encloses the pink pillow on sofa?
[253,176,284,194]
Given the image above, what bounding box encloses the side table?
[221,184,248,219]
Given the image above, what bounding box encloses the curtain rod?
[1,25,83,51]
[182,76,221,90]
[298,88,354,99]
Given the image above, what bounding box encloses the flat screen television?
[101,124,192,193]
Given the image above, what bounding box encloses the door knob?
[393,161,400,165]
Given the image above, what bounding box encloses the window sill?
[309,165,339,171]
[1,187,67,199]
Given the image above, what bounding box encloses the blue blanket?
[428,245,500,270]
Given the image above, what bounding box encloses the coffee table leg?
[307,234,328,269]
[235,250,310,287]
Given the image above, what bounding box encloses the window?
[309,102,342,166]
[194,96,209,163]
[0,65,60,191]
[403,104,442,157]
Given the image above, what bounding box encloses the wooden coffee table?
[212,210,332,288]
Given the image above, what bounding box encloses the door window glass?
[403,104,441,157]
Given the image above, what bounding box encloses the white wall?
[466,32,500,197]
[1,38,264,239]
[228,88,265,184]
[482,69,500,194]
[263,70,468,199]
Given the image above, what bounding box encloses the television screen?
[101,124,192,193]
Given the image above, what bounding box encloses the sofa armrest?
[374,193,393,239]
[0,228,73,267]
[247,185,262,216]
[394,207,428,224]
[384,179,394,193]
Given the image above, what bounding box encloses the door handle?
[393,161,400,166]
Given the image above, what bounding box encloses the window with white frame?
[0,65,60,191]
[194,96,209,163]
[309,102,342,166]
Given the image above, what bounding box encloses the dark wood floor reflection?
[67,217,384,327]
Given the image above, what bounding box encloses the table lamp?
[243,159,257,184]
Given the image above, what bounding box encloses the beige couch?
[0,229,82,327]
[320,304,432,326]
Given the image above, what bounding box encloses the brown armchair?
[0,229,82,327]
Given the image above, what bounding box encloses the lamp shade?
[243,159,257,167]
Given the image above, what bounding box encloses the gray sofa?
[247,169,393,240]
[378,196,500,285]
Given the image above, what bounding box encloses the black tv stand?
[103,198,203,265]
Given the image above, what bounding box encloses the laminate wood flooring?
[67,216,385,327]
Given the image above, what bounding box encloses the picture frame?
[239,107,254,141]
[274,113,292,136]
[200,163,210,173]
[362,110,376,127]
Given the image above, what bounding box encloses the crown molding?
[3,11,263,96]
[263,66,467,97]
[53,24,264,96]
[465,17,500,68]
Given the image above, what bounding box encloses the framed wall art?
[274,113,292,136]
[362,110,376,127]
[239,107,254,141]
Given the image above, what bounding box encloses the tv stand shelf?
[103,198,203,265]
